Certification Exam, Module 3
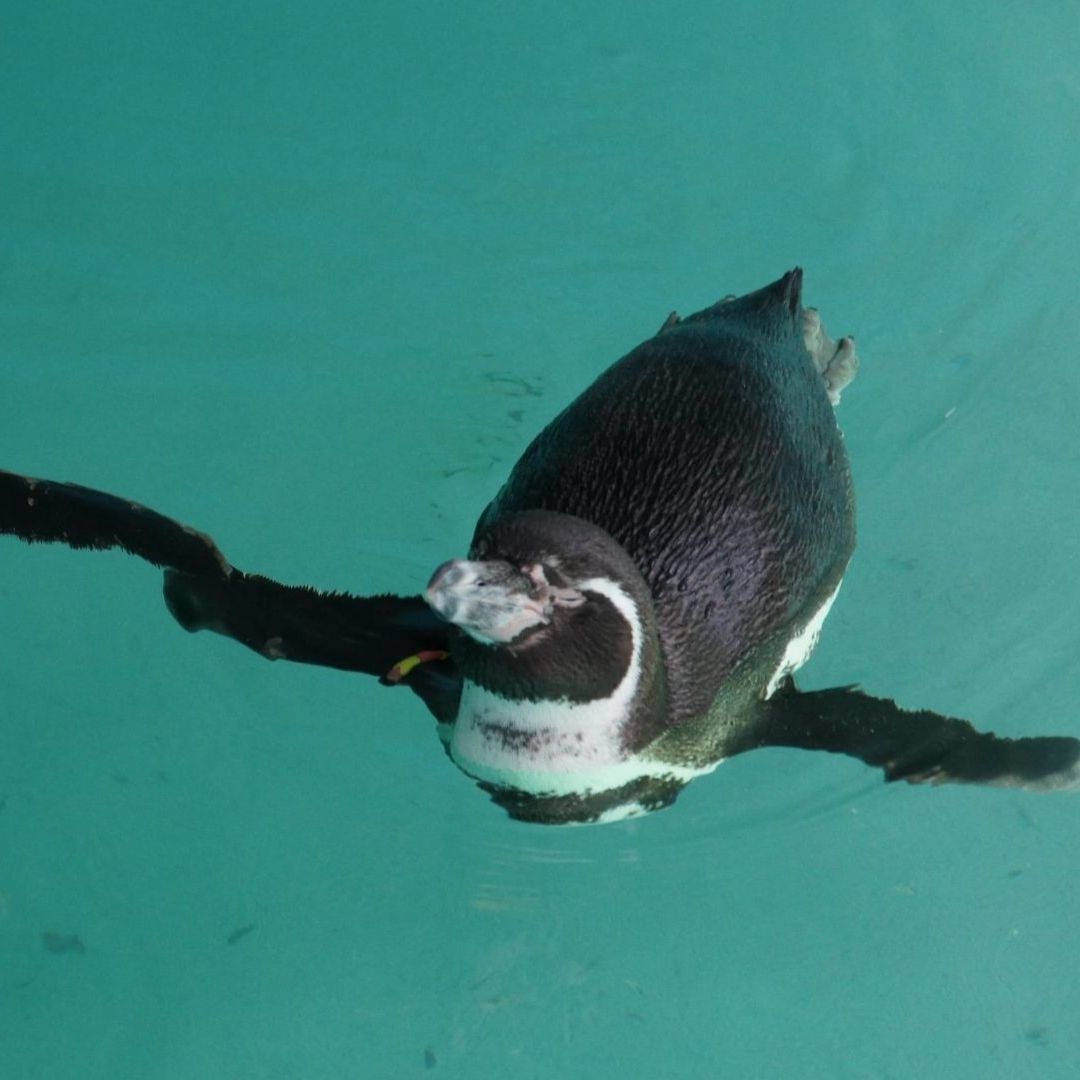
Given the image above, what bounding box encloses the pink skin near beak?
[426,559,583,645]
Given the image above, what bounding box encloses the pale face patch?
[426,558,583,645]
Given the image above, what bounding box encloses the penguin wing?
[0,470,458,721]
[746,677,1080,791]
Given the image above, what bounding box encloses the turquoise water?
[3,2,1080,1077]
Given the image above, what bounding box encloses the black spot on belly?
[477,720,556,756]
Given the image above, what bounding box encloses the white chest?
[448,575,648,796]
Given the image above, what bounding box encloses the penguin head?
[427,510,658,704]
[425,510,686,825]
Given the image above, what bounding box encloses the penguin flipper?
[1,469,459,721]
[747,677,1080,792]
[0,469,231,577]
[163,571,458,721]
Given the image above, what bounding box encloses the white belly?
[764,579,843,698]
[448,680,723,801]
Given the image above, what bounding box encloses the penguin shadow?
[437,366,546,481]
[425,366,547,539]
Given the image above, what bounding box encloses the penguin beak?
[425,559,583,645]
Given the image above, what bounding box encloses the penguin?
[3,269,1077,825]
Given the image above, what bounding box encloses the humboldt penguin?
[3,269,1077,824]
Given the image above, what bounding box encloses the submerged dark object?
[3,270,1078,824]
